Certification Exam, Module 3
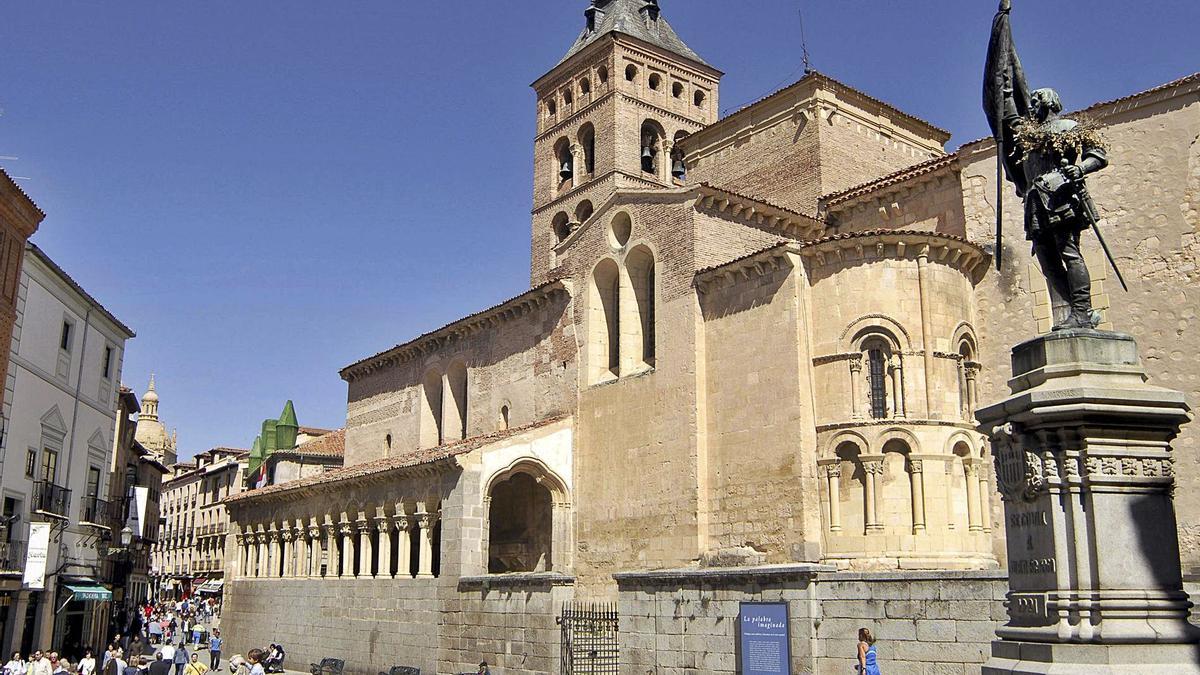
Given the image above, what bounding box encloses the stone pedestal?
[976,329,1200,673]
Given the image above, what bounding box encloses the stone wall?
[616,567,1007,675]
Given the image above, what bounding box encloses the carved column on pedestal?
[281,529,295,577]
[306,524,321,577]
[849,356,863,419]
[964,460,984,533]
[978,330,1199,674]
[821,462,842,533]
[324,521,340,578]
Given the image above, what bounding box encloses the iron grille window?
[868,348,888,419]
[559,602,619,675]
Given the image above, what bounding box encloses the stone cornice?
[613,563,837,586]
[694,243,800,296]
[340,280,571,382]
[535,91,618,143]
[0,169,45,236]
[695,183,825,240]
[798,230,989,281]
[822,154,961,212]
[815,419,978,433]
[457,572,576,590]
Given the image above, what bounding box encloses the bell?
[672,158,686,179]
[559,160,573,180]
[641,146,654,160]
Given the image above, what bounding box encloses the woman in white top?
[4,652,26,675]
[78,650,96,675]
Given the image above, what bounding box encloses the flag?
[255,464,267,489]
[983,0,1031,193]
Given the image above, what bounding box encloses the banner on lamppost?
[24,522,50,590]
[127,486,149,538]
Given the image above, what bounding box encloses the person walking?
[206,632,221,672]
[182,655,206,675]
[857,627,881,675]
[29,651,50,675]
[147,655,170,675]
[171,648,187,675]
[78,650,96,675]
[4,652,26,675]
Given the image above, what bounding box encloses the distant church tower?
[134,374,178,465]
[529,0,721,284]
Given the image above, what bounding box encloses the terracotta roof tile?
[272,428,345,459]
[225,415,570,506]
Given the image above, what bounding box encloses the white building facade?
[0,243,134,657]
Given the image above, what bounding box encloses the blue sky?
[2,1,1196,458]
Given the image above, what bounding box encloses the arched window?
[420,369,443,447]
[865,341,889,419]
[626,245,656,369]
[563,88,573,107]
[590,259,621,382]
[445,360,468,442]
[574,200,594,224]
[648,73,661,91]
[580,78,591,96]
[957,338,979,420]
[577,123,596,176]
[640,120,664,175]
[672,81,684,99]
[499,404,510,431]
[552,211,571,245]
[625,64,638,82]
[487,472,554,573]
[554,138,573,187]
[881,439,921,533]
[598,65,609,84]
[694,90,707,108]
[546,99,557,117]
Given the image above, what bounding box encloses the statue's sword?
[1071,172,1130,292]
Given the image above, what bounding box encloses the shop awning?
[64,584,112,602]
[191,577,207,586]
[197,580,223,594]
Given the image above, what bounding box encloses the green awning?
[64,584,112,602]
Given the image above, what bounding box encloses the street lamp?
[120,526,133,549]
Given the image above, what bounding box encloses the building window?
[580,78,591,95]
[445,360,468,442]
[59,320,73,352]
[554,137,573,186]
[552,212,572,245]
[577,123,596,176]
[672,81,684,99]
[627,245,656,368]
[563,89,573,107]
[421,369,444,448]
[694,90,707,108]
[41,448,58,483]
[867,347,888,419]
[648,73,661,91]
[591,259,621,382]
[640,121,664,175]
[102,346,114,379]
[597,65,608,84]
[25,449,36,478]
[625,64,638,82]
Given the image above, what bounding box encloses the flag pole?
[995,136,1004,271]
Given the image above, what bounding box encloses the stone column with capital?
[375,516,393,578]
[307,525,322,577]
[281,529,294,577]
[340,521,357,577]
[293,522,307,578]
[861,458,884,533]
[357,518,373,578]
[324,522,340,578]
[416,512,438,578]
[978,330,1200,674]
[964,460,983,532]
[848,356,863,419]
[909,459,926,532]
[395,515,412,578]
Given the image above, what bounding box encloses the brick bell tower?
[529,0,722,284]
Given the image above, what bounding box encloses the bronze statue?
[983,0,1124,331]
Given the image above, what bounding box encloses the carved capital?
[825,464,842,479]
[849,355,863,373]
[338,523,354,536]
[910,459,924,474]
[307,526,322,539]
[374,517,391,533]
[355,519,370,533]
[417,512,438,529]
[863,460,883,475]
[394,516,411,532]
[281,530,294,543]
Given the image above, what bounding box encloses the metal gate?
[558,602,619,674]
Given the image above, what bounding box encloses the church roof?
[557,0,710,69]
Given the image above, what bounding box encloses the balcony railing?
[0,541,25,572]
[32,481,71,519]
[81,496,115,526]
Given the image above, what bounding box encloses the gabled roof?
[270,428,345,461]
[557,0,710,69]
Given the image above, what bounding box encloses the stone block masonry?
[614,566,1006,675]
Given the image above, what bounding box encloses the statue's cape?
[983,5,1032,194]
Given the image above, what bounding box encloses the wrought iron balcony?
[81,496,115,527]
[0,541,25,572]
[32,481,71,519]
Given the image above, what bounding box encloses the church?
[221,2,1200,673]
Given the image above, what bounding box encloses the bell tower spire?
[527,0,722,285]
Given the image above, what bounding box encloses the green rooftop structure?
[247,400,303,487]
